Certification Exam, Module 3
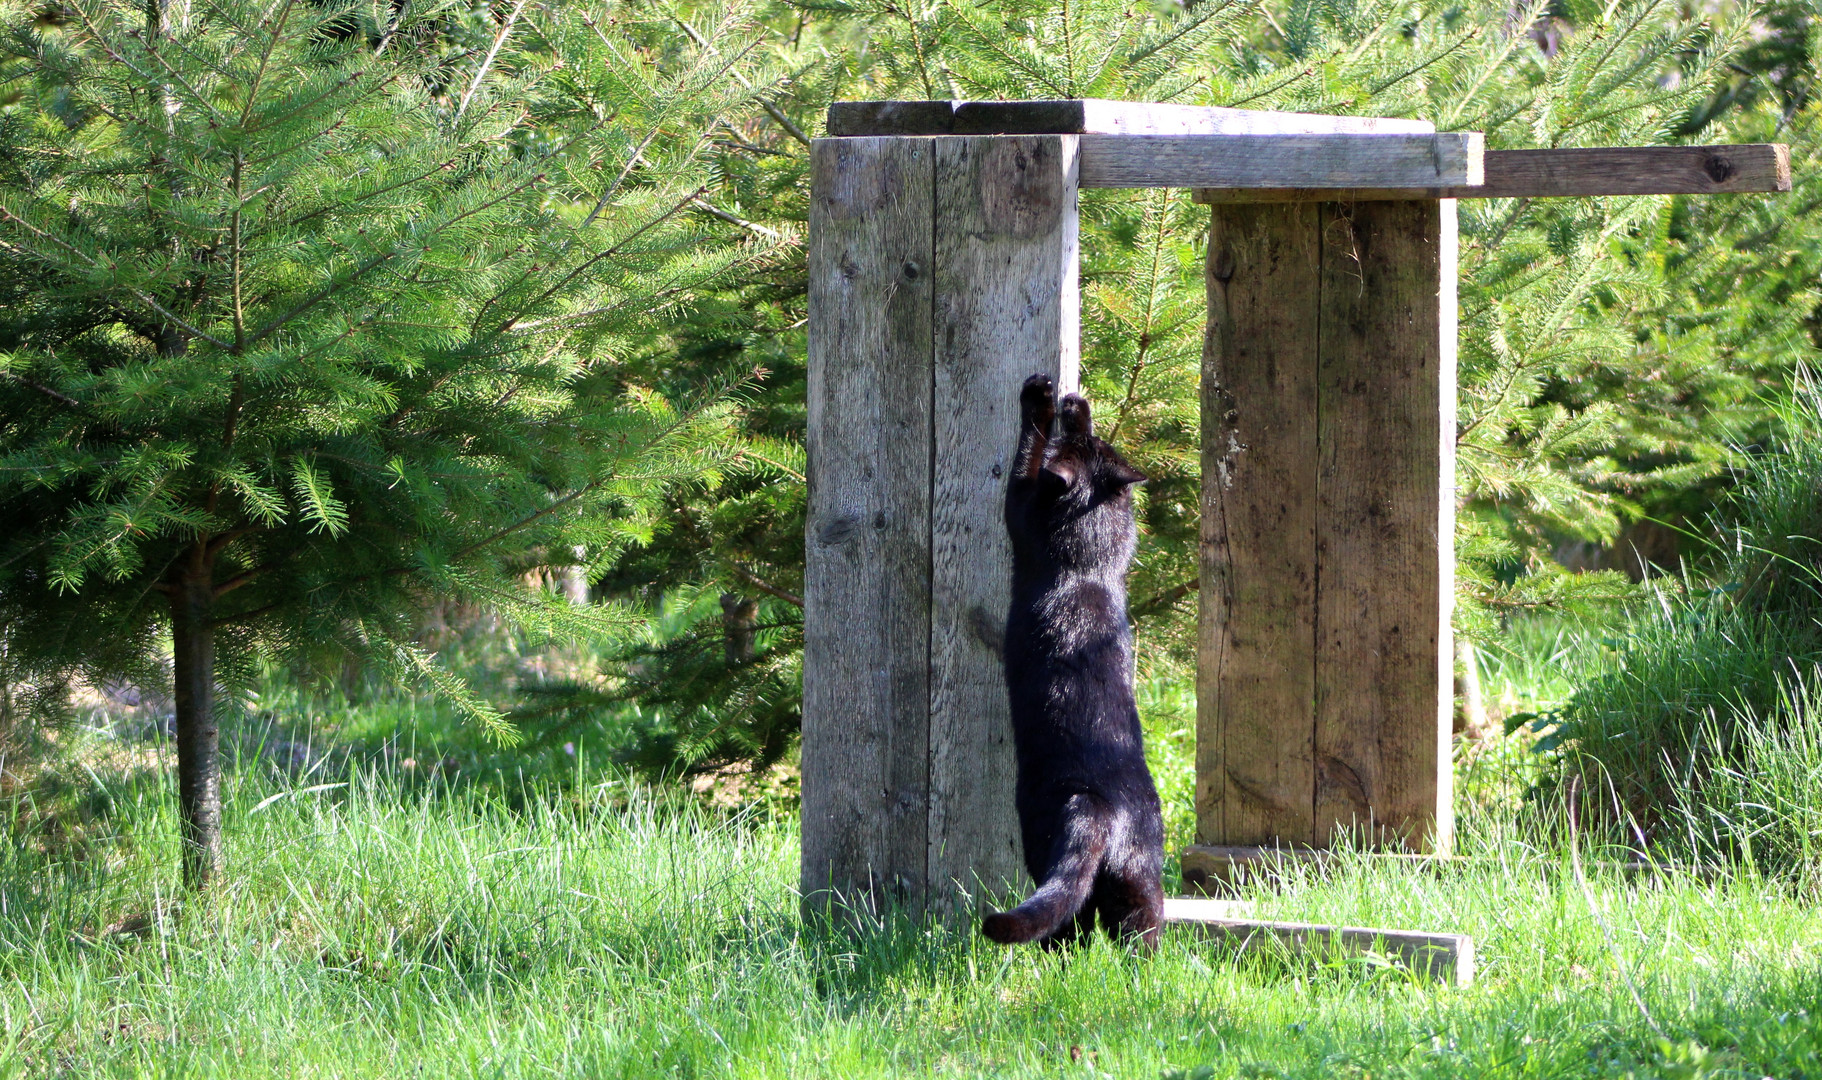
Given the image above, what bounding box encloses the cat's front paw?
[1020,373,1056,429]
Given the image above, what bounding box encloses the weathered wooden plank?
[827,98,1435,137]
[958,100,1434,136]
[1167,907,1476,985]
[1193,144,1791,201]
[1161,896,1257,921]
[1313,200,1453,853]
[1079,133,1482,189]
[1198,204,1320,851]
[928,134,1081,911]
[1181,843,1670,896]
[826,100,959,137]
[801,137,936,914]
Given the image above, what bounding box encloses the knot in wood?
[1703,154,1735,184]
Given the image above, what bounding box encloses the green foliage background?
[567,0,1822,774]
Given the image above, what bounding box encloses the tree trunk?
[170,552,220,888]
[720,593,758,665]
[1453,637,1491,741]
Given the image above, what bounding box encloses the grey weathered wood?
[1194,144,1791,201]
[1199,204,1320,850]
[1180,844,1669,896]
[827,98,1435,137]
[1161,896,1257,921]
[1313,200,1454,853]
[801,137,936,913]
[1167,907,1475,985]
[826,100,959,137]
[1079,133,1483,189]
[928,134,1081,911]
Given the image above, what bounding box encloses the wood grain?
[1180,844,1668,897]
[1313,200,1453,854]
[827,98,1435,137]
[1165,908,1475,985]
[1198,204,1320,850]
[801,137,936,914]
[928,134,1081,912]
[1194,144,1791,201]
[1079,133,1482,189]
[825,100,959,137]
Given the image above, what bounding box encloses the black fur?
[981,373,1164,949]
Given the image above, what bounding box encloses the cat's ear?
[1106,459,1147,487]
[1058,394,1092,435]
[1038,458,1077,492]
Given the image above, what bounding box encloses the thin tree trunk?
[170,547,220,888]
[720,593,757,665]
[1453,637,1491,741]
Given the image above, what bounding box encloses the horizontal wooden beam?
[1077,133,1483,189]
[1194,144,1791,201]
[827,99,1435,137]
[1165,904,1475,985]
[1182,844,1666,895]
[1161,896,1257,921]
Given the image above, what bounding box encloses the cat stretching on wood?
[982,373,1165,949]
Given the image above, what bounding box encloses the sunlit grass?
[1,740,1819,1079]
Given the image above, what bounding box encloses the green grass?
[3,744,1821,1079]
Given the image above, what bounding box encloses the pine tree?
[0,0,783,884]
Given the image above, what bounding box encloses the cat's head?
[1036,393,1147,505]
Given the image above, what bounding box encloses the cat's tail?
[981,796,1109,944]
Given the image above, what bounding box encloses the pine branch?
[729,561,802,607]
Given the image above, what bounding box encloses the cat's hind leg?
[1092,858,1164,950]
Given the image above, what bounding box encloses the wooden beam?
[1079,133,1483,189]
[927,134,1081,911]
[1166,905,1476,986]
[827,98,1435,137]
[1314,200,1454,854]
[1199,203,1321,850]
[801,138,936,914]
[1194,144,1791,201]
[1181,844,1667,895]
[1162,896,1258,921]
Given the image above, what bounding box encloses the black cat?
[981,373,1165,949]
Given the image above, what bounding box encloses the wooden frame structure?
[802,99,1789,927]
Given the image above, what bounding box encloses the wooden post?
[1199,203,1321,849]
[802,137,936,912]
[928,134,1080,909]
[1199,200,1455,854]
[803,133,1080,914]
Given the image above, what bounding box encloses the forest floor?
[2,624,1820,1078]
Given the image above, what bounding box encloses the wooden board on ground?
[1194,144,1791,201]
[801,137,937,913]
[1166,903,1476,986]
[1199,203,1321,849]
[1180,844,1665,895]
[1313,200,1454,853]
[1161,896,1257,921]
[827,98,1436,137]
[927,134,1082,910]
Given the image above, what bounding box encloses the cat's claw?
[1021,373,1055,428]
